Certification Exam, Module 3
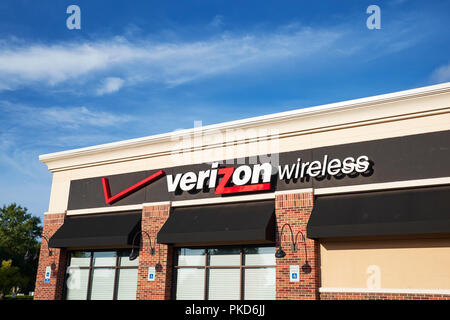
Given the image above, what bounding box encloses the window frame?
[63,249,139,300]
[173,245,276,300]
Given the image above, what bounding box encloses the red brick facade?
[275,191,320,300]
[33,213,66,300]
[136,203,173,300]
[33,194,450,301]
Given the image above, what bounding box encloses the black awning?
[49,211,141,248]
[157,200,275,245]
[307,185,450,239]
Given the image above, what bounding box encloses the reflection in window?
[92,251,116,267]
[208,247,241,266]
[177,248,206,266]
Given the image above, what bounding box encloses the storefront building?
[34,83,450,300]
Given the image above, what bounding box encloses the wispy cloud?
[0,100,138,183]
[96,77,125,95]
[430,63,450,83]
[210,15,224,28]
[0,26,342,90]
[0,101,134,129]
[0,19,430,92]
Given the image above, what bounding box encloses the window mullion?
[86,251,93,300]
[240,248,244,300]
[112,251,119,300]
[204,249,208,300]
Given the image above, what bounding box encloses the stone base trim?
[320,288,450,300]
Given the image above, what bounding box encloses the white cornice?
[39,82,450,165]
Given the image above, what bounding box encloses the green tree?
[0,260,23,299]
[0,203,42,294]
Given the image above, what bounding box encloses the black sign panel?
[67,130,450,210]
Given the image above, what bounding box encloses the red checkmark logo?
[101,170,165,205]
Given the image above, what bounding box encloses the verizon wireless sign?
[168,155,370,193]
[67,131,448,210]
[101,154,370,204]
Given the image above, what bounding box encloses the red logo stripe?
[102,170,165,205]
[215,167,271,194]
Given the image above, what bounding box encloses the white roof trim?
[39,82,450,163]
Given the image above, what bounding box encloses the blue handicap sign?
[149,274,154,279]
[292,273,298,279]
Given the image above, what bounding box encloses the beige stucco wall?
[320,238,450,290]
[42,85,450,213]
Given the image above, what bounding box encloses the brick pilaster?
[34,213,67,300]
[136,203,173,300]
[275,191,320,300]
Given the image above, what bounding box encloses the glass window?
[174,246,276,300]
[176,268,205,300]
[244,267,276,300]
[69,251,91,267]
[207,269,240,300]
[116,269,138,300]
[177,248,206,266]
[89,268,115,300]
[65,268,89,300]
[92,251,116,267]
[65,250,139,300]
[119,250,139,267]
[244,247,276,266]
[208,248,241,266]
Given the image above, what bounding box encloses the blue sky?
[0,0,449,221]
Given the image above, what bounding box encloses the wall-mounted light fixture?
[25,235,56,271]
[129,230,155,261]
[275,223,311,274]
[26,235,53,259]
[155,242,163,272]
[275,223,295,258]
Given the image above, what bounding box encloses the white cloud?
[0,40,142,87]
[0,27,342,90]
[96,77,125,95]
[0,101,137,181]
[430,63,450,83]
[210,15,224,28]
[0,101,134,129]
[0,21,424,91]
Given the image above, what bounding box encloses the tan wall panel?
[320,238,450,289]
[308,112,450,149]
[48,171,71,214]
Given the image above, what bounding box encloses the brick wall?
[33,213,67,300]
[320,291,450,300]
[136,204,173,300]
[275,192,320,300]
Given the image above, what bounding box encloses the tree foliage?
[0,260,23,297]
[0,203,42,294]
